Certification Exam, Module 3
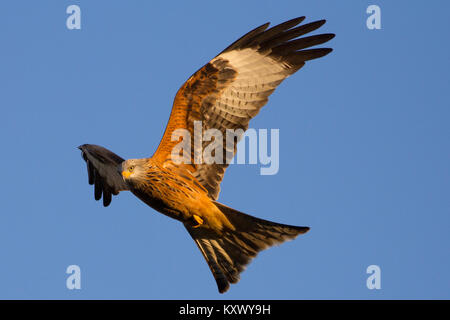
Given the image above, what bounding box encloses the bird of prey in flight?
[79,16,334,293]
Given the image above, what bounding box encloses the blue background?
[0,1,449,299]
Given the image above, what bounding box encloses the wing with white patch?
[153,17,334,199]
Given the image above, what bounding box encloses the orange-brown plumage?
[78,16,334,293]
[123,158,235,232]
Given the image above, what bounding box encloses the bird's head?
[120,158,148,181]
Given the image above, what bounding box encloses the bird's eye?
[129,166,134,172]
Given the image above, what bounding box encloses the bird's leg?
[192,214,204,228]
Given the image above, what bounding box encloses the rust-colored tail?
[185,201,309,293]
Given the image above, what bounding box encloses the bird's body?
[78,16,334,293]
[123,158,234,231]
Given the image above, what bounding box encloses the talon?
[192,215,203,228]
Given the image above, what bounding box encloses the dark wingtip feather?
[220,22,270,53]
[295,226,310,234]
[103,189,112,207]
[94,173,103,201]
[285,16,306,25]
[247,16,306,46]
[286,48,333,65]
[271,33,336,57]
[78,144,89,150]
[311,19,326,28]
[259,19,329,51]
[87,160,95,185]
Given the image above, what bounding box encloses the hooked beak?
[118,164,130,179]
[122,170,131,179]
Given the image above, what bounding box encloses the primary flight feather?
[79,16,334,293]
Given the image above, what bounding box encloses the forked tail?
[185,201,309,293]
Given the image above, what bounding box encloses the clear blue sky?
[0,0,449,299]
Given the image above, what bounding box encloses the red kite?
[79,16,334,293]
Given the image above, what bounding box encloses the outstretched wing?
[152,17,334,199]
[78,144,129,207]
